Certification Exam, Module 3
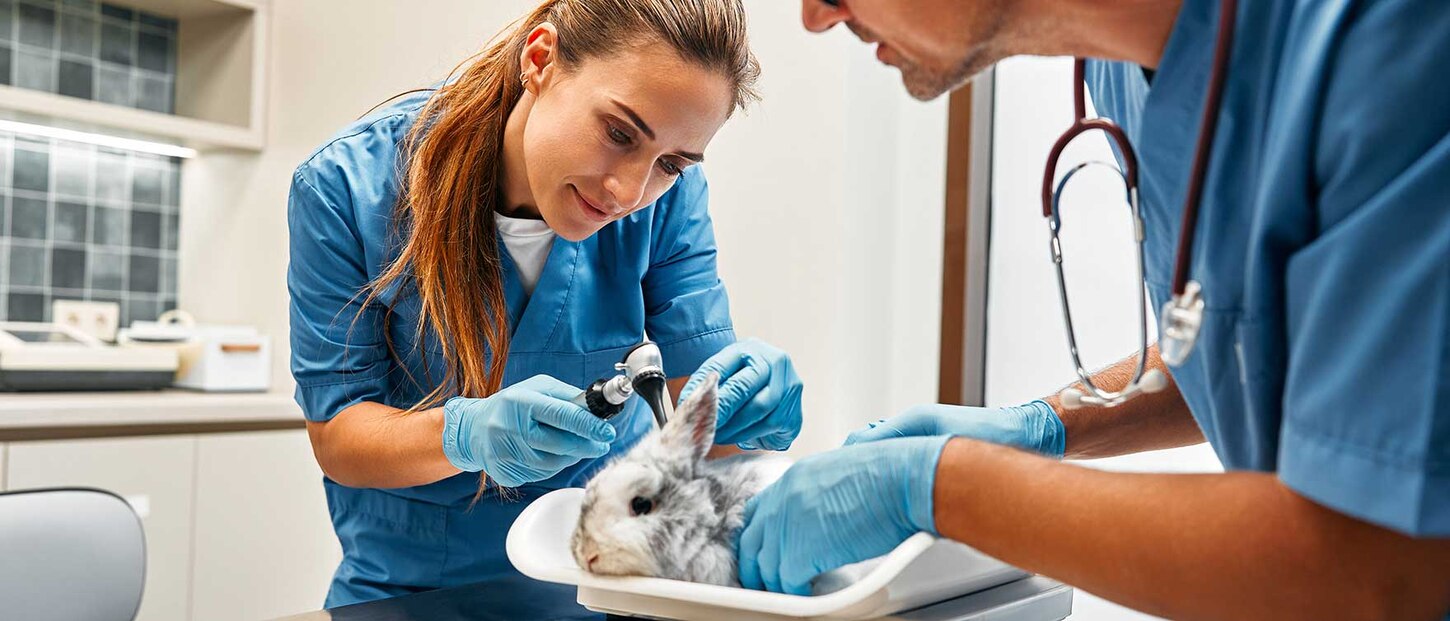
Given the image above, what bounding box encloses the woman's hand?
[680,339,804,450]
[442,374,617,487]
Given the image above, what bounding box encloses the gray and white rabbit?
[571,373,789,586]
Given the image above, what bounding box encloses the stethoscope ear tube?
[1047,1,1238,407]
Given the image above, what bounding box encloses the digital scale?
[0,322,178,391]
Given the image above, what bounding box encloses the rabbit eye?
[629,496,654,516]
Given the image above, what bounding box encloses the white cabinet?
[190,430,340,620]
[0,443,7,490]
[6,436,198,621]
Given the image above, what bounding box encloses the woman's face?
[518,31,734,242]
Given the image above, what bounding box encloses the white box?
[173,328,271,392]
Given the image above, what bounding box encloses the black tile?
[8,243,44,286]
[160,256,175,294]
[0,46,11,86]
[17,3,54,48]
[10,196,46,239]
[50,247,85,289]
[54,200,87,242]
[129,209,159,248]
[57,58,91,99]
[135,73,168,113]
[89,293,121,309]
[125,296,157,324]
[165,165,179,206]
[132,164,162,203]
[100,4,131,21]
[138,12,174,32]
[88,248,122,290]
[12,147,48,192]
[99,20,131,66]
[164,212,178,250]
[136,30,166,72]
[58,11,95,56]
[128,253,158,292]
[7,292,45,321]
[93,205,125,245]
[0,1,14,42]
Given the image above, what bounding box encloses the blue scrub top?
[1087,0,1449,538]
[287,91,737,606]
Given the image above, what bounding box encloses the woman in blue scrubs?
[735,1,1450,619]
[287,0,803,607]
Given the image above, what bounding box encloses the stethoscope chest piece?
[1159,280,1205,367]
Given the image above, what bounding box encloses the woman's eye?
[658,159,683,176]
[608,125,632,145]
[629,496,653,516]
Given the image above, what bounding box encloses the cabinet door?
[6,436,197,621]
[190,430,340,620]
[1,443,7,490]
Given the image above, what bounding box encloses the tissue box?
[174,327,271,392]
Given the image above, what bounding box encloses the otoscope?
[569,341,674,428]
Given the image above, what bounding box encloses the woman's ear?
[518,22,560,95]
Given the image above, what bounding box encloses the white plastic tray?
[506,487,1027,621]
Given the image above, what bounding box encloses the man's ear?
[518,22,560,94]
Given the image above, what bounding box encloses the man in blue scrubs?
[739,1,1450,618]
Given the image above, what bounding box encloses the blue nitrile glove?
[845,400,1065,458]
[679,338,803,451]
[441,374,616,488]
[737,436,950,595]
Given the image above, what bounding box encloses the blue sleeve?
[287,165,394,422]
[642,166,736,378]
[1276,0,1450,537]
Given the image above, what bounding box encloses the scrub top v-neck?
[287,90,737,606]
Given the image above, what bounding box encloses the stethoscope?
[1043,0,1238,409]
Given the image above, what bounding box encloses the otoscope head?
[619,341,673,427]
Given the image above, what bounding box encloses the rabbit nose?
[586,554,600,571]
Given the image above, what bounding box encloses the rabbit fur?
[571,373,787,586]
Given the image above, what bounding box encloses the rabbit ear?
[663,372,718,463]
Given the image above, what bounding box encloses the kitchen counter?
[0,388,305,441]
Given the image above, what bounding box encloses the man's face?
[801,0,1009,100]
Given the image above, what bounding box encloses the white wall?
[179,2,946,456]
[986,55,1222,621]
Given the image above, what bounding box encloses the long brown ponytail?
[360,1,760,413]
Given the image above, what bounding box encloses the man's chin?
[899,57,987,101]
[900,73,957,102]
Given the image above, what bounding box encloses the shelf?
[0,0,268,153]
[0,85,262,151]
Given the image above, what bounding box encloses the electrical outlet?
[52,299,121,342]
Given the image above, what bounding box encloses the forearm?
[933,438,1450,621]
[305,401,461,489]
[1043,344,1205,458]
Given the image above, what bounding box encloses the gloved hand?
[845,400,1065,458]
[737,436,951,595]
[441,374,616,488]
[679,338,803,451]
